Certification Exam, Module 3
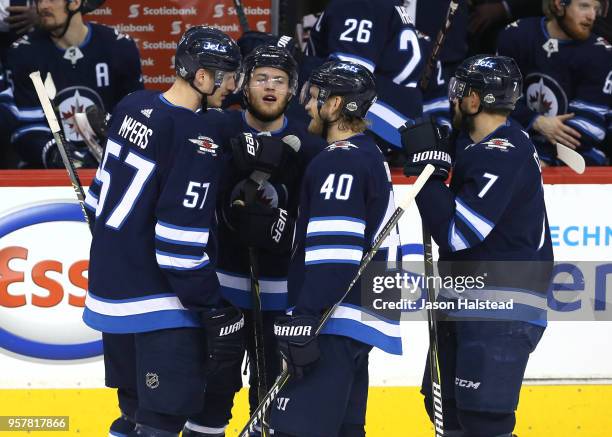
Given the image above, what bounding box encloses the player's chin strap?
[41,0,80,40]
[189,70,226,111]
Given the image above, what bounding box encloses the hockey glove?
[274,315,320,380]
[228,202,294,253]
[230,133,299,178]
[400,116,452,179]
[42,138,98,169]
[201,304,246,373]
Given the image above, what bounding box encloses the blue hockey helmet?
[558,0,609,17]
[242,44,299,97]
[175,26,242,88]
[299,60,377,118]
[448,55,522,111]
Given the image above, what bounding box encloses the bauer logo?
[0,201,101,360]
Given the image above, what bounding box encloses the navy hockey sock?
[458,409,515,437]
[181,420,226,436]
[109,413,136,436]
[127,423,179,437]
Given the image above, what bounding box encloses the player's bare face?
[304,86,325,135]
[246,67,291,122]
[563,0,599,40]
[37,0,69,32]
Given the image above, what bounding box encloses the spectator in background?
[468,0,543,54]
[0,0,38,168]
[5,0,142,169]
[497,0,612,165]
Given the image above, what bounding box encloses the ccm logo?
[455,377,481,389]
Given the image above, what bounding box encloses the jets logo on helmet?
[242,44,299,98]
[449,55,523,111]
[300,60,377,119]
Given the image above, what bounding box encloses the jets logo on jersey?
[326,141,358,151]
[525,73,567,116]
[56,86,105,142]
[189,136,220,156]
[542,38,559,58]
[482,138,515,151]
[230,179,282,208]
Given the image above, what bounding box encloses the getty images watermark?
[360,261,612,322]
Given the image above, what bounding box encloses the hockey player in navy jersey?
[229,60,401,436]
[82,26,245,437]
[5,0,143,168]
[181,44,325,437]
[401,55,553,436]
[304,0,449,151]
[497,0,612,165]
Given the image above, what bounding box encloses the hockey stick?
[242,179,271,437]
[417,3,461,437]
[556,142,586,174]
[238,164,436,437]
[233,0,250,33]
[30,71,92,231]
[419,0,460,91]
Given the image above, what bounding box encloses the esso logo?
[0,201,101,360]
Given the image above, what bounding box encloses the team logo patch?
[525,74,567,117]
[56,86,105,142]
[346,101,358,112]
[146,372,159,389]
[482,138,515,151]
[483,94,496,104]
[230,179,281,208]
[326,141,358,151]
[189,136,219,156]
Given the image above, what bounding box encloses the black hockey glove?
[230,133,299,179]
[399,116,452,179]
[42,138,98,169]
[228,202,294,253]
[274,315,320,380]
[201,304,246,373]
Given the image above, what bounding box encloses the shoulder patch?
[113,29,132,41]
[326,141,359,151]
[189,136,220,157]
[480,138,516,152]
[595,36,612,51]
[11,35,31,49]
[505,20,520,30]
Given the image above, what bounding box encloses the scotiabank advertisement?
[1,173,611,388]
[87,0,273,89]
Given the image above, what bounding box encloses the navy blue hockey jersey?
[416,121,553,325]
[202,109,326,311]
[83,90,226,334]
[305,0,449,148]
[289,134,402,354]
[497,17,612,164]
[6,23,142,160]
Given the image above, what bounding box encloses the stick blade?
[556,143,585,174]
